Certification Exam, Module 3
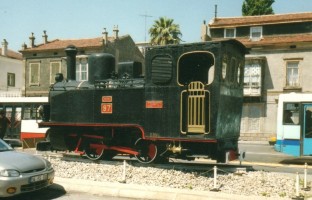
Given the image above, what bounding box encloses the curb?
[238,140,269,145]
[53,177,279,200]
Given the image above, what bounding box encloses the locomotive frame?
[37,39,246,163]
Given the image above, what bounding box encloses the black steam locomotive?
[38,39,246,163]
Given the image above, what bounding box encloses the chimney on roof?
[214,4,218,18]
[113,25,119,39]
[1,39,8,56]
[201,20,211,42]
[29,32,35,48]
[21,43,27,50]
[102,28,108,45]
[42,30,48,44]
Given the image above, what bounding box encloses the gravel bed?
[48,157,312,199]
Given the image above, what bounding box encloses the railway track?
[38,150,254,175]
[31,147,312,177]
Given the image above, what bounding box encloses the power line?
[139,13,153,42]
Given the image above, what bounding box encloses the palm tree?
[149,17,182,45]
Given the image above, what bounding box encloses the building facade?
[19,28,144,97]
[0,39,23,97]
[201,12,312,141]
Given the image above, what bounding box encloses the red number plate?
[101,103,113,114]
[146,100,163,108]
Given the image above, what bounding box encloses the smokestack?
[1,39,8,56]
[65,45,77,81]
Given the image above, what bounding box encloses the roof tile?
[209,12,312,28]
[20,36,118,52]
[220,33,312,48]
[0,48,22,60]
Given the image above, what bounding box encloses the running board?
[90,143,139,156]
[186,155,209,159]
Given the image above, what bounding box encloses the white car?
[0,139,54,197]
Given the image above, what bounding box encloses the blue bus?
[275,93,312,156]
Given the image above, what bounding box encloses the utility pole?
[139,13,153,42]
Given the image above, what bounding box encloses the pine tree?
[242,0,275,16]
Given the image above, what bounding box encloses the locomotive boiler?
[38,39,246,163]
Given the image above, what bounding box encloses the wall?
[0,56,23,97]
[239,47,312,141]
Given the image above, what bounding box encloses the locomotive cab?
[143,40,245,162]
[144,41,244,136]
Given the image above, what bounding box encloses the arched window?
[178,52,214,85]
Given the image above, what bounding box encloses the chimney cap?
[1,39,8,56]
[42,30,48,44]
[22,42,27,50]
[102,28,108,34]
[65,45,77,55]
[65,44,77,50]
[113,25,119,39]
[29,32,36,48]
[29,32,35,39]
[2,39,8,45]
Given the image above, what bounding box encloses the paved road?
[238,141,312,176]
[239,141,312,165]
[239,141,293,164]
[3,183,130,200]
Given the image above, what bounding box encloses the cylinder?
[65,45,77,81]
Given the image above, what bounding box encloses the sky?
[1,0,312,52]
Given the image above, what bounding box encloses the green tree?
[242,0,275,16]
[149,17,182,45]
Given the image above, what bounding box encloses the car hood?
[0,151,46,172]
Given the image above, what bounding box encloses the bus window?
[31,106,37,119]
[23,105,43,120]
[23,107,31,120]
[5,107,12,120]
[34,105,42,119]
[283,103,299,125]
[14,107,22,128]
[305,109,312,137]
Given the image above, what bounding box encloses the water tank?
[88,53,115,84]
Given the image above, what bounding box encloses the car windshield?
[0,139,14,152]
